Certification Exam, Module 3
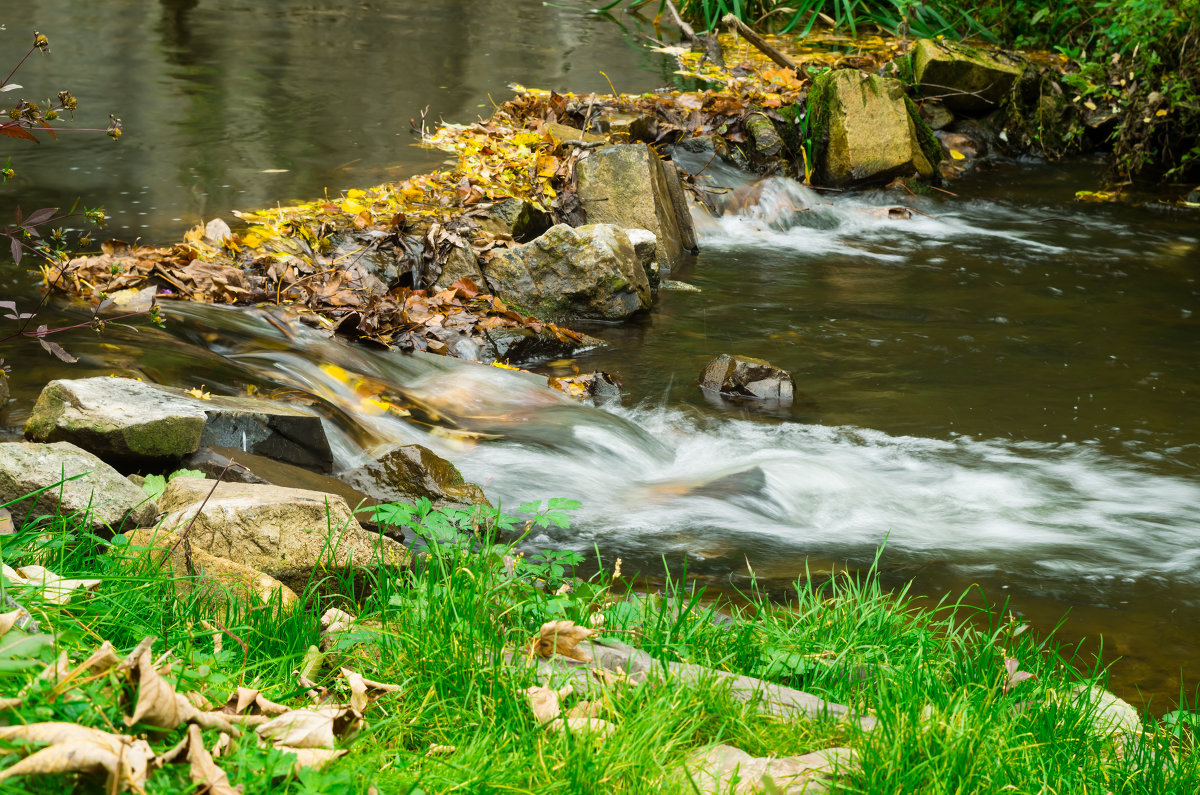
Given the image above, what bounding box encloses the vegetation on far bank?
[1,492,1199,793]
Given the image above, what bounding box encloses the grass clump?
[0,496,1198,793]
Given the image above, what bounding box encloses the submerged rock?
[807,69,940,187]
[151,478,409,593]
[24,377,333,471]
[338,444,490,510]
[0,441,157,534]
[575,143,698,276]
[911,38,1023,116]
[481,223,651,321]
[699,354,794,405]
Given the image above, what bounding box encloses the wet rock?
[575,143,698,276]
[745,111,785,160]
[920,100,955,130]
[338,444,490,509]
[480,223,651,321]
[0,369,8,411]
[547,371,622,405]
[593,111,657,143]
[936,129,988,179]
[683,744,857,794]
[432,243,487,292]
[808,69,939,187]
[546,121,605,145]
[121,526,299,610]
[699,354,794,405]
[0,441,157,534]
[625,228,658,285]
[151,477,409,593]
[467,325,604,366]
[24,377,333,471]
[1186,186,1200,204]
[911,38,1023,116]
[473,198,552,243]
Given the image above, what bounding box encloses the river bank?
[2,4,1200,792]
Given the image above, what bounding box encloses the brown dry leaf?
[320,608,355,635]
[530,620,595,662]
[339,668,399,714]
[0,723,154,794]
[0,609,23,635]
[0,696,23,710]
[71,641,122,678]
[14,565,101,605]
[524,685,562,725]
[126,646,197,730]
[275,747,348,774]
[547,717,617,738]
[256,707,359,749]
[183,724,239,795]
[426,744,456,756]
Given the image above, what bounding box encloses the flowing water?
[3,1,1200,710]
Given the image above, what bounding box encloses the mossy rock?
[807,69,940,188]
[911,38,1024,116]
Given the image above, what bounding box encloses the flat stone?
[0,441,158,534]
[481,223,651,321]
[24,377,333,471]
[149,478,409,593]
[575,143,697,276]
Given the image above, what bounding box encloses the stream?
[3,1,1199,711]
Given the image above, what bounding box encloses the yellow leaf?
[949,149,966,160]
[1155,109,1168,116]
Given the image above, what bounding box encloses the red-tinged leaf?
[39,338,78,363]
[38,120,57,141]
[10,237,21,265]
[0,122,39,143]
[25,207,58,226]
[0,300,14,312]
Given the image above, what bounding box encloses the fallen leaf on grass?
[256,707,360,749]
[182,724,238,795]
[0,723,154,794]
[426,744,456,756]
[546,717,616,738]
[125,645,239,735]
[529,620,595,663]
[275,746,348,773]
[525,684,572,725]
[566,700,606,719]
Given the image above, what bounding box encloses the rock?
[660,280,701,292]
[744,111,785,160]
[911,38,1023,116]
[1072,684,1142,738]
[920,100,955,130]
[25,377,333,471]
[546,371,622,405]
[432,243,488,292]
[122,526,299,609]
[473,198,552,243]
[593,111,657,143]
[699,354,794,405]
[480,223,651,321]
[0,369,8,411]
[0,441,157,534]
[1186,186,1200,204]
[624,228,659,284]
[808,69,940,187]
[151,478,410,593]
[575,143,698,277]
[338,444,490,510]
[546,122,605,145]
[684,744,857,794]
[0,507,13,535]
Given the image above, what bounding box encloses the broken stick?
[722,13,801,74]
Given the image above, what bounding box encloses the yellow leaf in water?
[949,149,966,160]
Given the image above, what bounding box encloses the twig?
[166,461,234,572]
[722,13,800,74]
[664,0,696,40]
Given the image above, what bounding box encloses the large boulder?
[338,444,490,510]
[480,223,652,321]
[24,377,333,471]
[0,441,157,533]
[911,39,1023,116]
[148,478,409,593]
[575,143,697,278]
[808,69,940,187]
[700,354,794,405]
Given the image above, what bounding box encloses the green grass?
[1,496,1198,793]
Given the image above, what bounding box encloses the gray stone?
[339,444,490,510]
[700,354,794,405]
[920,100,955,130]
[474,198,552,243]
[1072,684,1142,738]
[24,377,333,471]
[575,144,697,276]
[684,744,857,794]
[0,441,158,533]
[147,478,409,593]
[432,244,488,292]
[912,38,1023,116]
[203,217,232,247]
[480,223,651,321]
[624,228,659,283]
[808,69,939,187]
